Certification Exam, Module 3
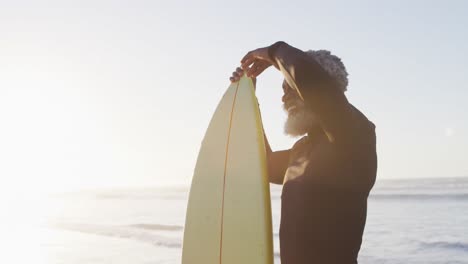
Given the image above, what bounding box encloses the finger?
[246,65,257,78]
[248,64,268,78]
[230,75,240,82]
[230,72,238,81]
[236,68,244,78]
[241,60,255,70]
[241,51,252,64]
[241,57,255,69]
[246,62,261,76]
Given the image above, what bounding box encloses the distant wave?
[419,241,468,252]
[369,193,468,200]
[94,193,187,200]
[54,222,182,248]
[272,193,468,201]
[129,223,183,231]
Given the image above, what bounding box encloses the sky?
[0,0,467,192]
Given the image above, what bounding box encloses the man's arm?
[264,133,289,185]
[241,42,355,145]
[268,41,354,144]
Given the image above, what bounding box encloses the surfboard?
[182,75,273,264]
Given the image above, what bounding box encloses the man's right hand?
[229,67,244,83]
[229,67,257,87]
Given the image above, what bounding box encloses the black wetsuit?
[265,42,377,264]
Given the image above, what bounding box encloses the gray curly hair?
[306,50,348,92]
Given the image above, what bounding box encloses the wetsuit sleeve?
[264,133,290,185]
[269,41,354,144]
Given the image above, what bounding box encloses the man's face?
[282,81,303,115]
[282,80,318,137]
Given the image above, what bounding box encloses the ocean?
[5,177,468,264]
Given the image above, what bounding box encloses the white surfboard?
[182,75,273,264]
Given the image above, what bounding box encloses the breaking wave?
[53,222,282,258]
[419,241,468,252]
[54,222,182,248]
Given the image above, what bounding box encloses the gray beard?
[284,107,319,137]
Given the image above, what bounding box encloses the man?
[230,41,377,264]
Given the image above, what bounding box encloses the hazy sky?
[1,0,467,192]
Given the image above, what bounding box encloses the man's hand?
[229,67,245,83]
[241,46,276,78]
[229,67,257,88]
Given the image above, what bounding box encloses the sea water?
[4,177,468,264]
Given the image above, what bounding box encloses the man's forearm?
[267,149,289,185]
[264,133,289,185]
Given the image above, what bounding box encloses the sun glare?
[0,67,91,262]
[0,185,66,263]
